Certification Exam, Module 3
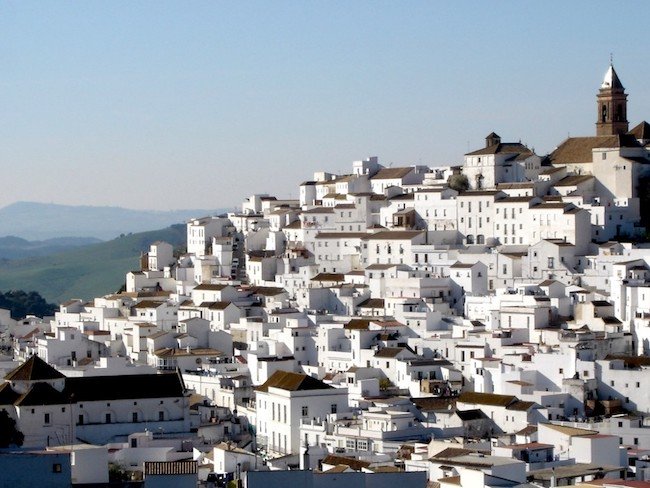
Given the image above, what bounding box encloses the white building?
[254,370,348,456]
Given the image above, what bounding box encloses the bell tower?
[596,64,628,136]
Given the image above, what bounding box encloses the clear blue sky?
[1,1,648,210]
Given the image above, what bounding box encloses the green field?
[0,225,186,305]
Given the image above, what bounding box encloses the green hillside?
[0,225,186,305]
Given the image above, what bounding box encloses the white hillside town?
[4,65,650,488]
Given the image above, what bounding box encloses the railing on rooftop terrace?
[300,417,327,427]
[241,400,256,409]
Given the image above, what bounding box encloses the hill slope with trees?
[0,225,186,305]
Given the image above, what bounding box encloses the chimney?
[550,467,556,487]
[140,252,149,271]
[300,444,310,470]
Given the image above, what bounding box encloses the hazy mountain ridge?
[0,201,227,240]
[0,235,103,260]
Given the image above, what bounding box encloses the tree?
[448,174,469,192]
[108,463,129,482]
[0,290,57,319]
[0,409,24,447]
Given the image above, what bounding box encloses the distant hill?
[0,202,227,240]
[0,225,186,305]
[0,236,103,260]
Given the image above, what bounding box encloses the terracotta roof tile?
[458,391,517,407]
[362,230,424,240]
[15,382,68,406]
[629,121,650,140]
[370,167,413,180]
[549,135,641,164]
[466,142,532,157]
[5,356,65,381]
[255,370,333,393]
[321,454,371,471]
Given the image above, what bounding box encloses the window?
[346,439,356,449]
[53,464,62,473]
[44,413,50,425]
[357,439,368,450]
[158,411,165,421]
[302,406,308,417]
[132,412,138,423]
[105,413,112,424]
[331,404,337,414]
[78,414,84,425]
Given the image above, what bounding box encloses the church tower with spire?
[596,64,629,136]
